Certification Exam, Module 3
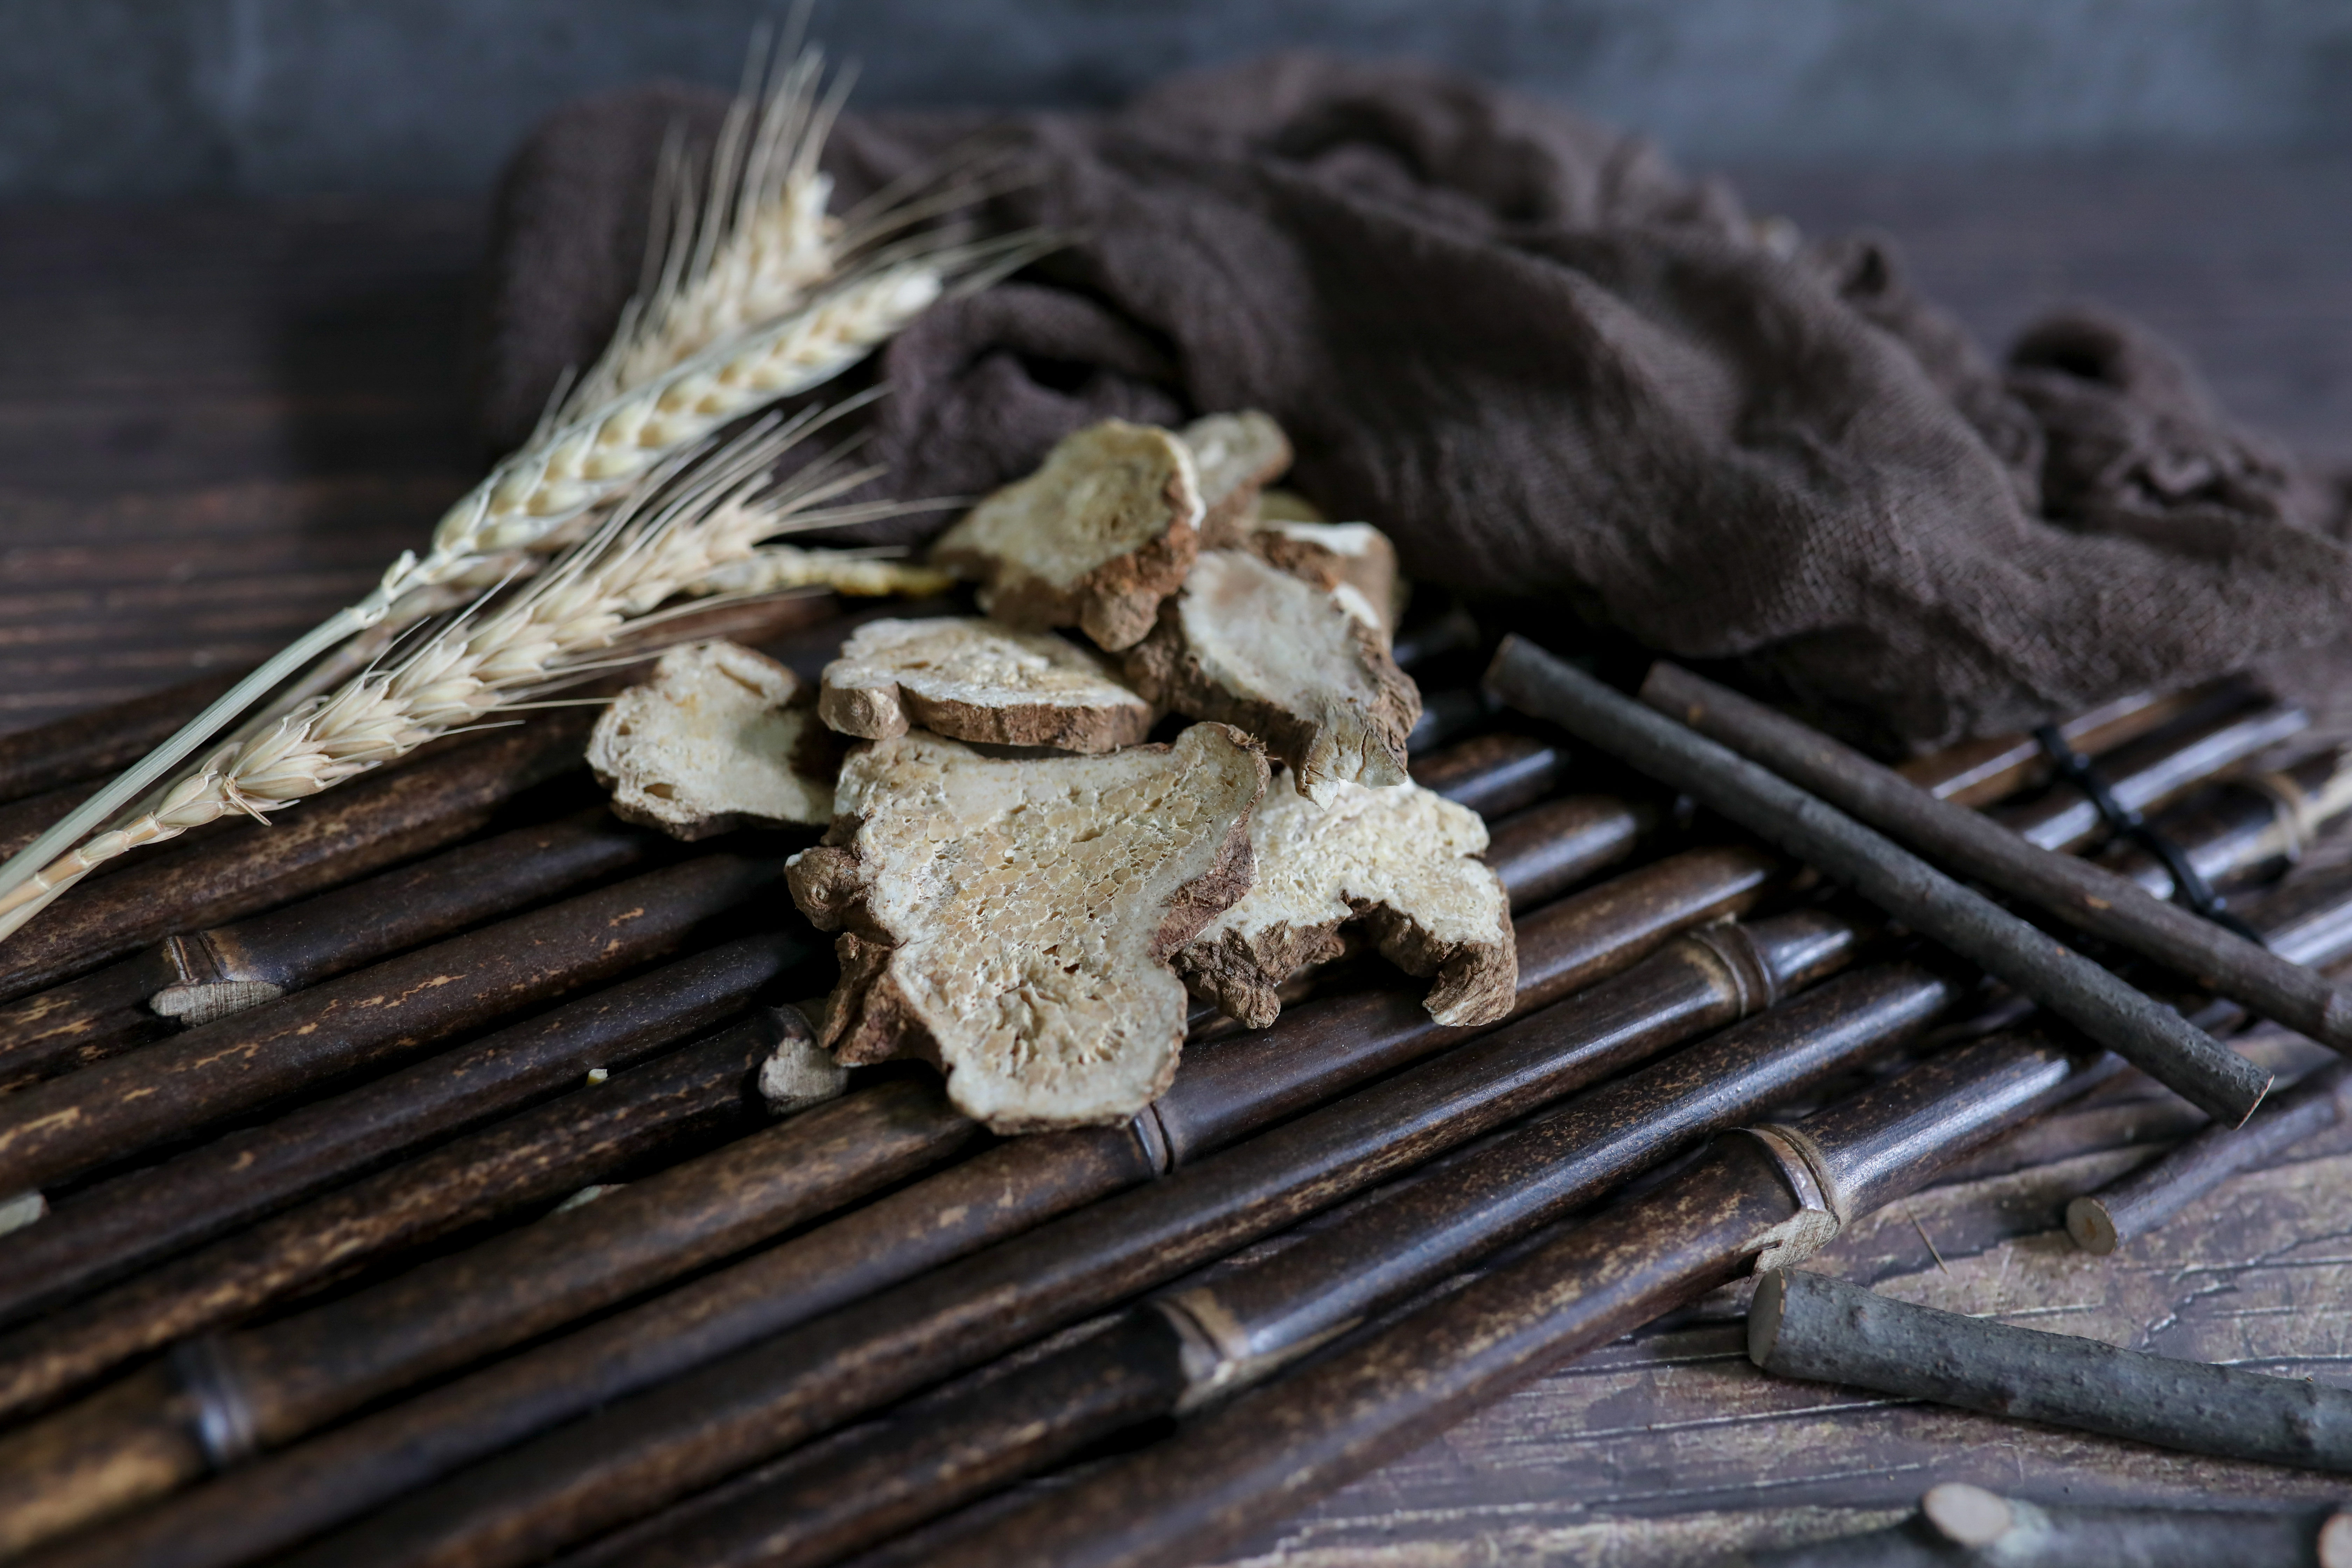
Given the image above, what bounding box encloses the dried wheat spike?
[419,262,945,591]
[0,425,851,938]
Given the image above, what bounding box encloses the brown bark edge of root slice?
[817,618,1156,754]
[786,724,1268,1131]
[1125,549,1420,805]
[928,420,1204,652]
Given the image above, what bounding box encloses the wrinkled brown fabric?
[477,54,2352,748]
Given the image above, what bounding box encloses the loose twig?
[1486,638,2272,1125]
[1749,1268,2352,1472]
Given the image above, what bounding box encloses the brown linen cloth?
[476,54,2352,749]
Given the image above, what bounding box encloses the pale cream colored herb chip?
[588,640,837,838]
[786,724,1268,1130]
[818,617,1155,753]
[929,420,1203,652]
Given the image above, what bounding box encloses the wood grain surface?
[8,157,2352,1566]
[0,200,481,729]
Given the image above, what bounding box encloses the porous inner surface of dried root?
[931,420,1200,595]
[1180,770,1514,1029]
[589,640,833,835]
[798,725,1264,1130]
[1166,549,1416,800]
[821,618,1152,747]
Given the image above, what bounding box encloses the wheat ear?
[0,418,881,941]
[0,38,1043,919]
[562,41,847,417]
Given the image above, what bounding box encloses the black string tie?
[2032,725,2268,947]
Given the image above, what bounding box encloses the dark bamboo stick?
[0,1013,798,1431]
[27,843,1788,1568]
[1639,662,2352,1051]
[0,808,665,1092]
[1407,732,1565,819]
[237,1077,963,1441]
[255,902,1863,1568]
[2067,1058,2352,1254]
[1489,637,2271,1124]
[1893,686,2200,808]
[0,718,596,1005]
[890,834,2352,1568]
[1750,1266,2352,1471]
[2094,746,2352,901]
[1406,687,1502,754]
[0,852,782,1199]
[562,940,1961,1568]
[1994,694,2310,853]
[1484,794,1660,912]
[598,753,2352,1568]
[145,807,664,1025]
[898,1028,2111,1568]
[1743,1484,2351,1567]
[0,1064,977,1554]
[0,932,806,1326]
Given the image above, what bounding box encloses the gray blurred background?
[10,1,2352,728]
[9,0,2352,197]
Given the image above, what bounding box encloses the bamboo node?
[1741,1124,1847,1271]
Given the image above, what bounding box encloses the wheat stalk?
[0,38,1042,925]
[0,418,880,941]
[402,254,949,600]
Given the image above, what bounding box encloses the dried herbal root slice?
[758,1002,850,1114]
[786,724,1268,1130]
[1182,410,1294,547]
[1249,520,1404,637]
[1176,770,1514,1030]
[1125,549,1421,805]
[929,420,1203,652]
[587,640,838,838]
[817,617,1156,753]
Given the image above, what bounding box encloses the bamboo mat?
[7,155,2352,1566]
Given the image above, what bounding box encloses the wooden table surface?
[6,156,2351,1566]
